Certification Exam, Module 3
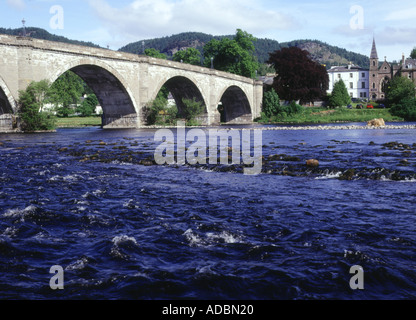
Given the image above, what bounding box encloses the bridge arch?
[152,75,208,122]
[217,85,252,123]
[51,59,138,127]
[0,75,17,114]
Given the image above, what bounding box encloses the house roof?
[328,64,368,73]
[403,58,416,70]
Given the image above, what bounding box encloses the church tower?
[370,38,379,100]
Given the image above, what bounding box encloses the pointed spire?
[370,37,378,59]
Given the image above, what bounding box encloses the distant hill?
[0,27,101,48]
[0,27,370,69]
[119,32,370,69]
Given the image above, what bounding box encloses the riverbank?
[55,116,102,128]
[53,109,401,129]
[250,124,416,130]
[256,107,402,125]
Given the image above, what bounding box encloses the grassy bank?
[257,107,403,124]
[55,116,102,128]
[53,108,404,128]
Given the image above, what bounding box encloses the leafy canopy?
[386,76,416,121]
[384,76,416,107]
[411,47,416,59]
[262,88,281,118]
[77,94,99,117]
[329,80,351,107]
[145,48,168,59]
[18,81,56,131]
[203,29,259,78]
[172,48,201,65]
[267,46,329,103]
[390,98,416,121]
[49,71,85,117]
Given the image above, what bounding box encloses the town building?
[327,64,369,100]
[369,38,416,101]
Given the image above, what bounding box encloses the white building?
[327,64,369,100]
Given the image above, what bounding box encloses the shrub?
[145,96,178,125]
[262,88,281,118]
[390,98,416,121]
[181,98,205,122]
[287,101,303,115]
[77,94,99,117]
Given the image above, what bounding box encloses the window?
[360,92,363,98]
[350,73,353,78]
[338,74,341,79]
[362,82,366,89]
[373,83,376,89]
[364,92,367,98]
[362,73,365,78]
[373,61,376,67]
[350,82,353,89]
[350,93,353,98]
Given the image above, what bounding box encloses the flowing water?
[0,123,415,300]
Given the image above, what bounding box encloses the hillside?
[0,27,101,48]
[0,27,370,69]
[119,32,370,69]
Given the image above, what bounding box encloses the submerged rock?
[339,169,355,180]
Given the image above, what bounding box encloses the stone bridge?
[0,34,263,131]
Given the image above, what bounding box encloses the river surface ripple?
[0,124,415,300]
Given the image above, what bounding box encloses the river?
[0,123,415,300]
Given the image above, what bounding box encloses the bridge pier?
[101,113,139,129]
[0,114,19,132]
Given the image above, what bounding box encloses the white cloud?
[332,24,374,37]
[384,7,416,21]
[88,0,297,41]
[376,27,416,46]
[6,0,26,10]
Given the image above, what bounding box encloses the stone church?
[370,38,416,101]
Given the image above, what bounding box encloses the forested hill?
[119,32,370,69]
[0,27,101,48]
[0,27,369,69]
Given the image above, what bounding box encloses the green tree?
[181,98,205,123]
[328,80,351,107]
[390,98,416,121]
[262,88,281,118]
[411,47,416,59]
[77,94,99,117]
[144,48,167,59]
[18,81,56,132]
[49,71,84,117]
[203,29,259,78]
[172,48,201,65]
[385,76,416,107]
[28,79,51,112]
[145,87,178,125]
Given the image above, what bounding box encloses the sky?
[1,0,416,63]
